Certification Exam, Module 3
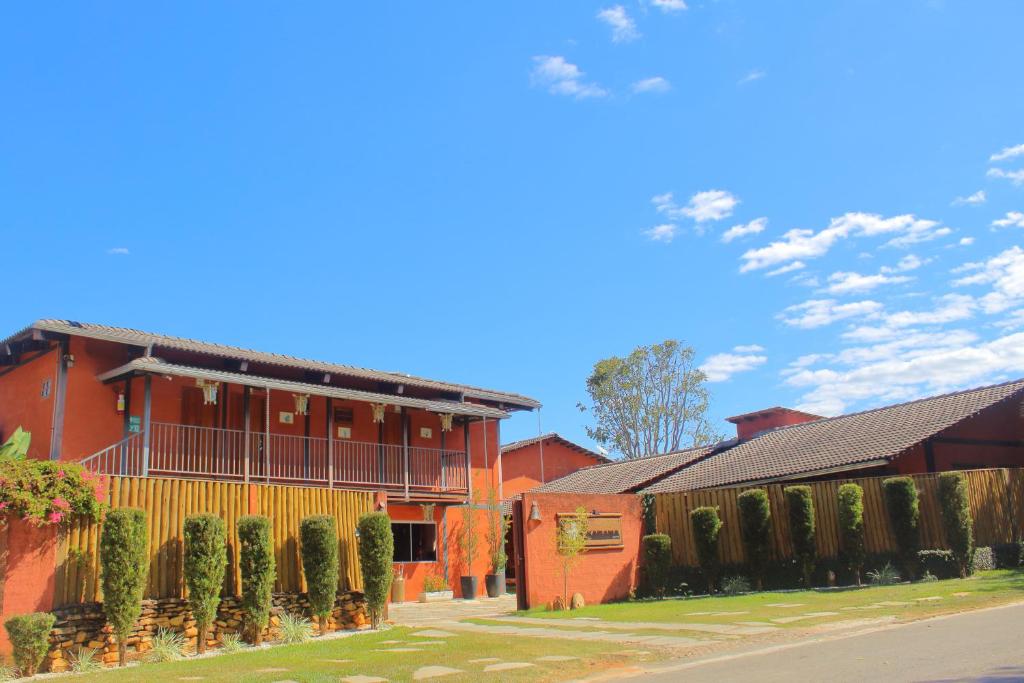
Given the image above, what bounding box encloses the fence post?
[402,407,410,501]
[326,397,334,489]
[243,387,251,483]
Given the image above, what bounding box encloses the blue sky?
[2,1,1023,454]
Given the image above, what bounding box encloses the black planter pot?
[485,570,506,598]
[459,576,479,599]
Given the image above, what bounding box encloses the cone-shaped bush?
[938,472,974,578]
[183,514,227,653]
[299,515,339,635]
[639,533,672,598]
[837,483,866,585]
[357,512,394,628]
[238,515,275,644]
[784,486,816,587]
[100,508,148,666]
[690,506,722,593]
[737,489,771,590]
[883,476,920,579]
[3,612,56,676]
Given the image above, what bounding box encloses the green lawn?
[68,625,646,683]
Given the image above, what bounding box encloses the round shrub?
[3,612,56,676]
[639,533,672,598]
[737,489,771,590]
[100,507,148,666]
[183,513,227,653]
[784,485,816,587]
[837,483,866,585]
[882,477,920,579]
[357,512,394,629]
[238,515,275,644]
[938,472,974,578]
[690,506,722,593]
[299,515,339,634]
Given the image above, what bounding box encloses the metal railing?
[80,421,469,494]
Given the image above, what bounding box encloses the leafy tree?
[784,486,816,587]
[555,507,590,607]
[883,477,920,579]
[3,612,55,676]
[690,506,722,593]
[938,472,974,578]
[299,516,339,635]
[458,503,478,576]
[357,512,394,629]
[578,340,720,459]
[737,489,771,590]
[99,508,148,666]
[639,534,672,598]
[238,515,275,644]
[837,483,866,585]
[183,514,227,654]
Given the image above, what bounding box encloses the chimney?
[726,407,822,441]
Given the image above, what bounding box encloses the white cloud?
[992,211,1024,229]
[721,217,767,243]
[990,143,1024,162]
[530,56,608,99]
[881,254,928,273]
[953,246,1024,314]
[960,237,975,246]
[701,347,767,382]
[651,0,687,11]
[988,168,1024,185]
[882,293,976,327]
[631,76,671,94]
[597,5,640,43]
[778,299,883,329]
[107,247,130,255]
[738,69,766,85]
[643,224,677,242]
[767,261,806,277]
[739,212,949,273]
[655,189,738,224]
[952,190,986,206]
[824,271,912,295]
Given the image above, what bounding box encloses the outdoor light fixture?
[293,393,310,416]
[529,501,542,522]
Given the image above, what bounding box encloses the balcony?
[81,421,469,499]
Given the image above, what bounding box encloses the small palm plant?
[279,613,313,644]
[147,628,187,662]
[866,563,901,586]
[68,646,103,673]
[219,631,245,653]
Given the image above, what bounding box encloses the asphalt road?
[635,602,1024,683]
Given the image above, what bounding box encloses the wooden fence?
[655,467,1024,568]
[53,477,372,607]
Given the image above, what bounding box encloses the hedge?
[99,508,148,666]
[639,533,672,598]
[837,483,866,585]
[3,612,56,676]
[183,514,227,653]
[690,506,722,593]
[937,472,974,578]
[784,485,816,587]
[917,549,958,580]
[357,512,394,628]
[299,515,340,634]
[882,477,920,579]
[992,542,1022,569]
[238,515,275,644]
[737,489,771,590]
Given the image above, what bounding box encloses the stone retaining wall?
[46,591,367,672]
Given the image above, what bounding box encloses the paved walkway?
[486,615,779,636]
[421,619,708,648]
[388,594,517,626]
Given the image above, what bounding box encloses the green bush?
[784,485,816,587]
[973,546,995,572]
[639,534,672,598]
[3,612,55,676]
[867,562,900,585]
[357,512,394,629]
[917,549,958,580]
[183,513,227,653]
[238,515,275,644]
[992,542,1022,569]
[640,493,657,535]
[690,506,722,593]
[99,507,148,666]
[0,455,104,526]
[299,515,339,635]
[837,483,866,585]
[883,477,920,579]
[937,472,974,577]
[737,489,771,590]
[721,575,751,596]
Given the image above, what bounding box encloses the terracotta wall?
[0,346,58,459]
[518,492,642,609]
[0,517,58,656]
[501,439,605,499]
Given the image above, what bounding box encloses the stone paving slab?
[771,615,811,624]
[483,662,534,672]
[429,619,706,647]
[412,666,463,680]
[411,630,457,638]
[486,615,775,636]
[468,658,502,663]
[342,676,388,683]
[764,603,805,608]
[916,596,943,601]
[802,611,840,617]
[536,655,579,662]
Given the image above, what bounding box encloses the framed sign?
[556,512,624,550]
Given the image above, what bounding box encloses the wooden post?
[464,418,472,502]
[378,420,385,484]
[264,387,271,483]
[49,338,70,461]
[141,375,152,477]
[243,386,251,483]
[303,406,311,480]
[496,419,503,500]
[440,428,447,489]
[326,397,334,489]
[402,407,410,501]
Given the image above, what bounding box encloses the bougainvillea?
[0,458,105,526]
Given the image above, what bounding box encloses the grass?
[68,626,646,683]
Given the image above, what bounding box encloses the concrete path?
[486,615,778,636]
[388,594,516,626]
[629,602,1024,682]
[420,619,707,648]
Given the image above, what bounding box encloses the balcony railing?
[80,421,469,495]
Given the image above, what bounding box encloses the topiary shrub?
[784,486,816,587]
[837,483,866,585]
[992,542,1022,569]
[238,515,275,644]
[883,477,920,579]
[183,513,227,653]
[973,546,995,572]
[737,489,771,591]
[99,507,148,666]
[357,512,394,629]
[690,506,722,594]
[3,612,56,676]
[639,534,672,599]
[917,549,958,580]
[299,515,339,635]
[937,472,974,577]
[640,494,657,535]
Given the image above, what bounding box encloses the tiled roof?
[6,320,539,409]
[500,433,611,463]
[644,378,1024,493]
[532,443,720,494]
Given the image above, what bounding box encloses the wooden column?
[303,405,311,480]
[496,419,503,500]
[264,387,271,483]
[49,338,70,461]
[141,375,152,477]
[121,378,133,438]
[440,427,447,489]
[464,418,473,502]
[402,407,410,501]
[242,386,251,483]
[377,420,385,484]
[326,397,334,489]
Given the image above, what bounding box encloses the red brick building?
[499,433,608,499]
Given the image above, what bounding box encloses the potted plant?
[485,488,509,598]
[458,503,479,599]
[418,573,454,602]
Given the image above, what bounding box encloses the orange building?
[499,433,609,499]
[0,320,539,599]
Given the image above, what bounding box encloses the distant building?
[499,432,609,498]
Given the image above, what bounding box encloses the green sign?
[128,415,141,433]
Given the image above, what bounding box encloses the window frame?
[390,520,439,564]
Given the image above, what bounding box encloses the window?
[391,522,438,563]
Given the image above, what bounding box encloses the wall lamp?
[528,501,542,522]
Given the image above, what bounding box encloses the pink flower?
[47,511,63,524]
[0,501,8,510]
[56,469,66,480]
[52,497,70,510]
